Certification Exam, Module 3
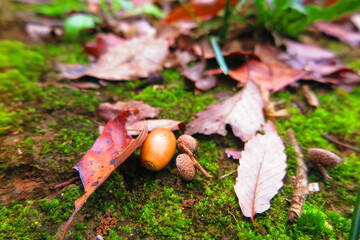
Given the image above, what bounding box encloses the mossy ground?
[0,11,359,240]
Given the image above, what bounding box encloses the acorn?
[140,128,176,171]
[307,148,341,181]
[177,135,198,154]
[176,154,196,181]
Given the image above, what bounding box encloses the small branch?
[322,133,360,153]
[54,177,80,190]
[219,169,237,179]
[286,129,309,223]
[178,142,212,179]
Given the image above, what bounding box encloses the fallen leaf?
[61,111,148,239]
[83,33,124,58]
[60,36,169,81]
[234,121,286,230]
[283,39,336,60]
[302,85,320,108]
[280,39,360,88]
[182,62,217,91]
[225,149,242,160]
[254,44,287,67]
[97,101,161,122]
[314,21,360,48]
[351,13,360,30]
[222,59,306,92]
[126,119,182,135]
[185,80,265,142]
[163,0,238,24]
[116,19,156,39]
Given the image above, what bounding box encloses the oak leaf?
[185,80,265,142]
[60,36,168,81]
[225,59,306,92]
[234,121,286,230]
[61,111,148,239]
[163,0,239,24]
[97,101,161,122]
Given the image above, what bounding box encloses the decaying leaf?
[83,33,124,58]
[234,121,286,230]
[183,62,217,91]
[97,101,161,122]
[61,111,148,239]
[185,80,265,142]
[314,21,360,48]
[60,36,168,81]
[126,119,182,135]
[301,85,320,108]
[163,0,238,24]
[225,149,242,160]
[224,59,306,92]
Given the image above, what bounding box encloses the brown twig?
[322,133,360,153]
[286,129,309,223]
[54,177,80,190]
[178,142,212,179]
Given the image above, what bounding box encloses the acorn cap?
[307,148,341,169]
[176,154,196,181]
[177,135,198,153]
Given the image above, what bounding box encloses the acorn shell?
[140,128,176,171]
[307,148,341,168]
[177,135,198,153]
[176,154,196,181]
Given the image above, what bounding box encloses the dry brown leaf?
[234,121,286,230]
[182,62,217,91]
[61,111,148,239]
[126,119,182,135]
[224,59,306,92]
[185,80,265,142]
[60,37,169,81]
[97,101,161,122]
[314,21,360,48]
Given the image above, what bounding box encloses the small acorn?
[307,148,341,181]
[140,128,176,171]
[176,154,196,181]
[177,135,198,154]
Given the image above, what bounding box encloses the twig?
[286,129,309,223]
[219,169,237,179]
[178,142,212,179]
[322,133,360,153]
[54,177,80,190]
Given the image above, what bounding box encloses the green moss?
[34,0,87,18]
[0,201,46,239]
[40,185,82,224]
[297,203,334,238]
[276,87,360,149]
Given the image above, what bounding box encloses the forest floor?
[0,1,360,240]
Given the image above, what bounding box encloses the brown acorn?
[307,148,341,181]
[176,154,196,181]
[177,135,198,154]
[140,128,176,171]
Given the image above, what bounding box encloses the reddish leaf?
[61,111,148,239]
[185,80,265,142]
[225,149,242,160]
[182,62,217,91]
[164,0,238,23]
[224,59,306,92]
[60,37,169,81]
[281,39,360,88]
[126,119,183,135]
[83,33,124,58]
[314,21,360,48]
[234,121,286,228]
[97,101,161,122]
